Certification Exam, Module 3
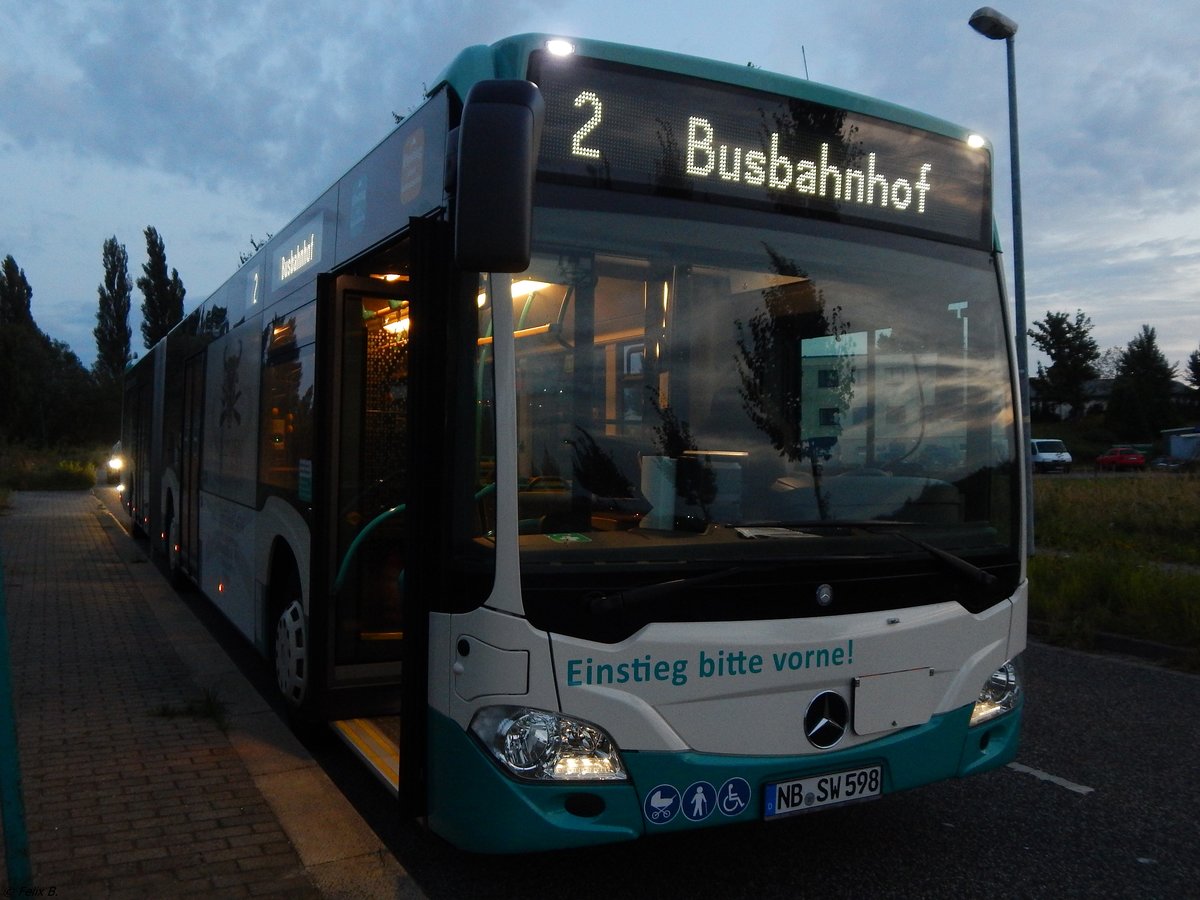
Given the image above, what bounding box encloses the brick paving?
[0,492,321,897]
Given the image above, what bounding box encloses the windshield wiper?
[895,533,997,587]
[739,519,923,531]
[584,527,995,620]
[586,567,746,617]
[740,520,997,587]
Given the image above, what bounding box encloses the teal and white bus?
[121,34,1026,853]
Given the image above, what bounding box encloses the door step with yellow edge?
[331,716,400,797]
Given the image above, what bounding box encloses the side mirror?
[454,80,545,273]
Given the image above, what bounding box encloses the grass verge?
[1028,551,1200,667]
[1030,474,1200,666]
[1034,474,1200,565]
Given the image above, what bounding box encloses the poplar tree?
[0,254,34,326]
[94,236,133,383]
[137,226,186,348]
[0,255,37,440]
[0,255,104,444]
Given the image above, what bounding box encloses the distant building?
[1031,378,1199,421]
[1160,426,1200,461]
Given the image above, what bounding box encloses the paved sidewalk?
[0,490,418,897]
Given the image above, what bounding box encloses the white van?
[1031,438,1072,473]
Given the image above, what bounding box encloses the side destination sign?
[274,214,325,292]
[530,52,991,248]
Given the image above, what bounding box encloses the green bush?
[0,445,99,491]
[1031,472,1200,662]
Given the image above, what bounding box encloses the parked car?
[1096,445,1146,471]
[1030,439,1072,474]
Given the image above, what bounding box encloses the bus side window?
[260,307,317,498]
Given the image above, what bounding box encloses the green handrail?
[0,547,32,888]
[333,503,406,594]
[331,482,499,595]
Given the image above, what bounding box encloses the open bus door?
[312,81,540,812]
[315,220,453,812]
[315,270,413,800]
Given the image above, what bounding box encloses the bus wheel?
[275,600,308,707]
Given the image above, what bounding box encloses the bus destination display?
[530,53,991,248]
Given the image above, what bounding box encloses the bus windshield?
[475,198,1017,578]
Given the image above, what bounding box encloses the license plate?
[764,765,883,819]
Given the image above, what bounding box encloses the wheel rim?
[275,600,308,706]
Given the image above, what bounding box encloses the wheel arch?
[158,468,181,557]
[257,498,312,613]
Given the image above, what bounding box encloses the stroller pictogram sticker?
[643,784,681,823]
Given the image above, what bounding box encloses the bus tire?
[275,600,309,708]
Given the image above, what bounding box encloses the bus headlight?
[470,706,627,782]
[969,659,1022,726]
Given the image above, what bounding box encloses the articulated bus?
[121,34,1026,853]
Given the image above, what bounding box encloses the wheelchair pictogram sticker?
[717,777,751,816]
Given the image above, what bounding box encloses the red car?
[1096,446,1146,471]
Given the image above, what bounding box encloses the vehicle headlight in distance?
[469,706,627,781]
[969,659,1022,726]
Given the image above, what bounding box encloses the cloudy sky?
[3,0,1198,373]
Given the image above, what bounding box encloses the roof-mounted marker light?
[546,39,575,57]
[967,134,987,149]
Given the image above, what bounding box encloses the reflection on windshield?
[474,208,1016,555]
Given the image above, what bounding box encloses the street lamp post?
[969,6,1034,554]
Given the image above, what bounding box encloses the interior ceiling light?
[383,315,411,335]
[510,280,551,298]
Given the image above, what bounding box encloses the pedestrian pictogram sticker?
[682,781,717,821]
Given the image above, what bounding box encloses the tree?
[1106,325,1178,440]
[238,232,273,266]
[1,254,34,326]
[1094,345,1123,380]
[94,236,133,384]
[1,254,39,441]
[1027,310,1099,418]
[1186,345,1200,390]
[137,226,185,348]
[735,245,854,520]
[0,254,115,445]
